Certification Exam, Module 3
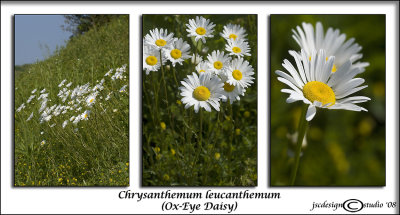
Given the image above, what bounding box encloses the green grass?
[14,15,129,186]
[142,15,257,186]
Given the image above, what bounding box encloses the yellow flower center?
[160,122,166,130]
[229,34,237,40]
[232,47,241,53]
[199,70,205,73]
[214,61,223,70]
[170,49,182,59]
[155,39,167,47]
[89,98,94,103]
[146,56,158,66]
[84,114,88,118]
[303,81,336,106]
[223,82,235,92]
[232,70,243,80]
[196,27,206,35]
[193,86,211,101]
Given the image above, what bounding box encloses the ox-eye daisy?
[196,61,212,74]
[143,44,165,74]
[225,57,254,88]
[186,16,216,43]
[206,50,231,75]
[276,49,370,121]
[163,38,191,67]
[220,23,248,41]
[220,76,246,104]
[144,28,175,50]
[292,22,369,73]
[179,72,224,113]
[225,39,251,58]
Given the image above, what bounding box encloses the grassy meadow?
[14,15,129,186]
[142,15,258,186]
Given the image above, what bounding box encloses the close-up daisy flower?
[220,23,248,41]
[276,49,370,121]
[144,28,175,50]
[206,50,231,75]
[292,22,369,73]
[195,61,212,74]
[225,57,255,88]
[225,39,251,58]
[86,93,97,107]
[186,16,216,43]
[81,110,91,121]
[220,76,246,104]
[179,72,224,113]
[163,38,191,67]
[143,44,166,74]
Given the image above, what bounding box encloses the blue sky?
[15,15,73,65]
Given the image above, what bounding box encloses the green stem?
[199,108,203,148]
[290,104,309,185]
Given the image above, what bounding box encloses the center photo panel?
[142,14,258,186]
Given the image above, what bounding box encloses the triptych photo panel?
[14,14,385,187]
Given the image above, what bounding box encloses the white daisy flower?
[225,39,251,57]
[104,69,113,77]
[26,112,34,121]
[179,72,224,113]
[58,79,67,87]
[276,49,370,121]
[206,50,231,75]
[186,16,216,43]
[62,120,68,128]
[119,85,128,93]
[220,76,246,104]
[16,103,25,112]
[292,22,369,73]
[86,93,97,107]
[163,38,191,67]
[191,53,203,65]
[143,44,166,75]
[26,95,35,104]
[40,89,46,94]
[144,28,175,50]
[220,23,248,41]
[40,140,46,146]
[72,115,81,124]
[225,57,255,88]
[196,61,212,74]
[66,82,73,87]
[31,89,37,94]
[81,110,91,120]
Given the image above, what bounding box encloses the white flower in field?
[86,93,97,107]
[163,38,191,67]
[70,116,76,122]
[72,115,81,124]
[143,44,165,74]
[105,93,111,101]
[39,100,47,113]
[292,22,369,73]
[179,72,224,113]
[40,89,46,94]
[186,16,216,43]
[49,123,56,128]
[38,93,48,100]
[119,85,128,93]
[206,50,231,75]
[276,49,370,121]
[225,57,254,88]
[58,79,67,87]
[16,103,25,112]
[42,114,52,122]
[40,140,46,146]
[220,23,248,41]
[26,95,36,104]
[113,109,118,112]
[196,61,212,74]
[225,39,251,58]
[104,68,113,77]
[76,107,82,112]
[220,77,246,104]
[31,88,37,94]
[26,112,34,121]
[66,82,72,87]
[144,28,175,50]
[191,53,203,65]
[81,110,91,120]
[40,131,44,135]
[62,120,68,128]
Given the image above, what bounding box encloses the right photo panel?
[270,14,386,186]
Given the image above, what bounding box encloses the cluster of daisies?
[16,64,128,144]
[143,16,255,113]
[276,22,370,121]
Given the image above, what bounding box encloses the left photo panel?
[14,15,129,186]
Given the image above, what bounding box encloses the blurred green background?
[270,15,385,186]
